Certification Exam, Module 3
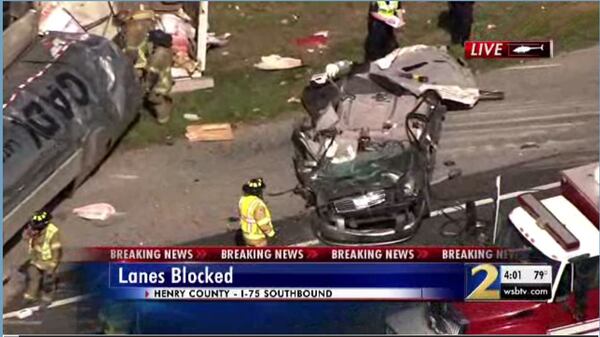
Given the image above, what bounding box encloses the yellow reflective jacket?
[376,1,400,17]
[147,45,173,95]
[29,223,61,271]
[239,195,275,240]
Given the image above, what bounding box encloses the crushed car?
[292,45,503,245]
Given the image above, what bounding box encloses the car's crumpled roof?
[369,45,479,106]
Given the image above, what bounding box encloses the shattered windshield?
[316,142,413,187]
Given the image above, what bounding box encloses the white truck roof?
[509,195,599,262]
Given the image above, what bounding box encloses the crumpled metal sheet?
[369,45,479,106]
[3,32,141,219]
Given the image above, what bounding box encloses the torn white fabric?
[419,84,480,107]
[375,45,430,70]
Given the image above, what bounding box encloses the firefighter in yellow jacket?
[118,9,155,79]
[239,178,276,247]
[145,29,174,124]
[21,211,62,303]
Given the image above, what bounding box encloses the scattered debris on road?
[72,203,116,221]
[186,123,234,142]
[110,174,139,180]
[254,55,302,70]
[520,142,540,150]
[287,96,301,104]
[443,160,456,167]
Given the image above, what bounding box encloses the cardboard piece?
[186,123,234,142]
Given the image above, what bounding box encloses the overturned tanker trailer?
[292,45,503,245]
[3,30,142,244]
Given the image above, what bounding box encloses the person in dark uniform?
[448,2,475,46]
[364,1,404,62]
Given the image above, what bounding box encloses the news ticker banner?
[81,247,552,302]
[464,40,553,59]
[84,246,521,263]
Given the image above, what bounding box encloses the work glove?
[325,63,340,79]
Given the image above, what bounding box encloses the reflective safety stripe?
[130,10,155,21]
[239,196,273,240]
[126,40,149,69]
[41,223,58,261]
[148,67,173,95]
[376,1,399,17]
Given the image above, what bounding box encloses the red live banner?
[464,40,553,59]
[82,246,519,263]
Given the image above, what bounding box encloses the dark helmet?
[29,210,52,230]
[148,29,173,48]
[243,177,266,197]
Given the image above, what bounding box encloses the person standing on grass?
[448,1,475,46]
[365,1,405,62]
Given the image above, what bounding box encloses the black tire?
[479,89,505,101]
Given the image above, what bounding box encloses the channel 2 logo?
[465,264,501,300]
[465,264,553,301]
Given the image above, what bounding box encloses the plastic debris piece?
[110,174,139,180]
[254,55,302,70]
[487,24,497,30]
[72,203,116,221]
[207,32,231,48]
[17,308,34,320]
[287,97,301,104]
[183,113,201,121]
[520,142,539,150]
